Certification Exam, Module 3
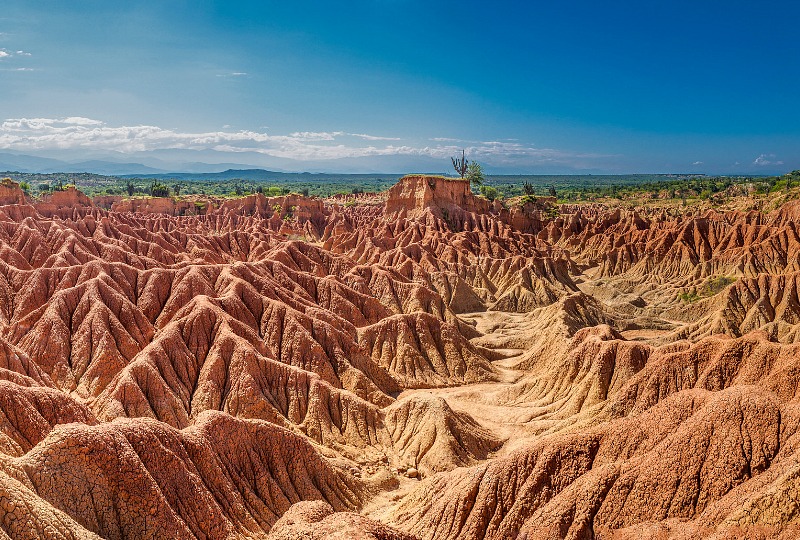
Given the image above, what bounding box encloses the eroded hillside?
[0,175,798,539]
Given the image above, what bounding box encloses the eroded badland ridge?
[1,173,799,539]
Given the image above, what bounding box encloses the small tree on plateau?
[150,181,170,197]
[451,150,468,178]
[523,180,535,196]
[466,161,485,187]
[451,150,485,188]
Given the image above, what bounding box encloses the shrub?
[467,161,485,187]
[479,185,499,201]
[679,275,736,303]
[149,181,170,197]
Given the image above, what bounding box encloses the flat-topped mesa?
[385,175,489,219]
[383,174,557,235]
[0,178,28,205]
[219,193,332,237]
[111,196,207,216]
[33,186,94,217]
[218,192,327,219]
[41,186,93,207]
[92,195,123,209]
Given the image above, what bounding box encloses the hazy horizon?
[1,1,798,176]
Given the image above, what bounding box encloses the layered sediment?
[1,176,799,539]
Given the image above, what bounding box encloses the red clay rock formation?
[42,186,93,208]
[267,500,418,540]
[91,194,123,209]
[1,175,799,538]
[385,175,487,218]
[2,412,364,539]
[110,196,196,216]
[358,313,497,388]
[34,186,93,217]
[388,386,798,540]
[0,178,27,206]
[384,394,501,476]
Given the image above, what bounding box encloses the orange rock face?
[0,174,799,538]
[0,179,27,206]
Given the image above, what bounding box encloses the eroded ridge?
[1,175,799,539]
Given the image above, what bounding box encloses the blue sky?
[0,0,798,174]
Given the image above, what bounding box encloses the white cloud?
[289,131,344,141]
[430,137,466,142]
[61,117,104,126]
[350,133,401,141]
[754,153,784,166]
[0,49,30,59]
[290,131,401,142]
[216,72,248,78]
[0,116,612,167]
[693,161,703,165]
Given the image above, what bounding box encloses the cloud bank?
[0,117,610,168]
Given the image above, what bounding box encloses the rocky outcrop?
[35,186,93,216]
[384,394,501,476]
[267,500,418,540]
[358,313,496,388]
[385,175,482,219]
[110,196,197,215]
[1,412,364,539]
[2,175,800,538]
[0,178,27,205]
[388,387,797,540]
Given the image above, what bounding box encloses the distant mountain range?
[0,151,417,176]
[0,153,169,175]
[118,169,403,182]
[0,150,785,177]
[0,150,609,176]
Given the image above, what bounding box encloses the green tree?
[19,181,30,193]
[466,161,484,187]
[125,180,135,197]
[523,180,535,196]
[479,185,499,201]
[149,181,170,197]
